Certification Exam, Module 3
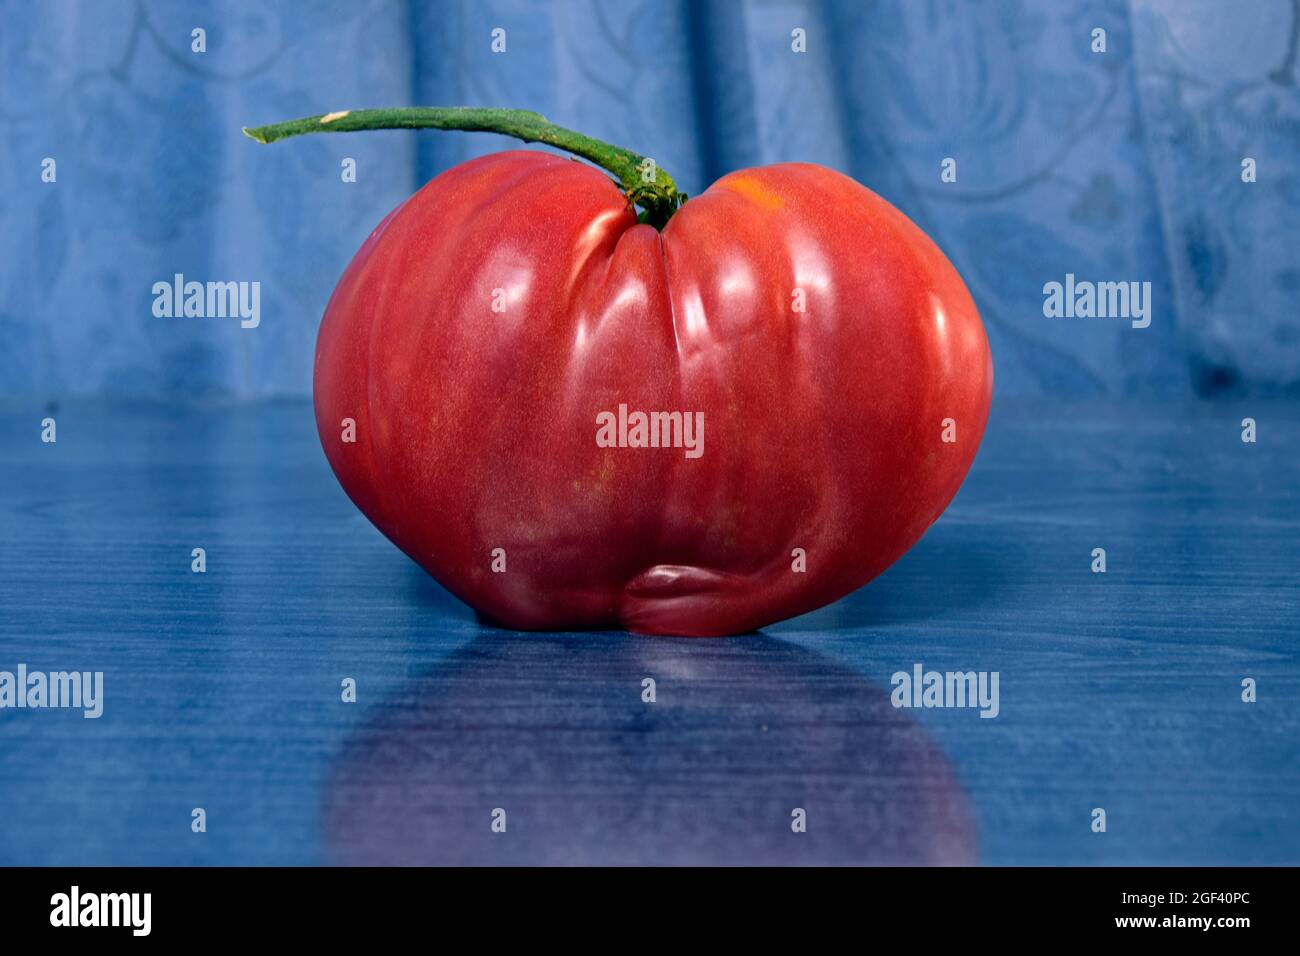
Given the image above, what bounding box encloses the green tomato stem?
[243,107,684,228]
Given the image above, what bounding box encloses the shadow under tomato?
[321,631,977,865]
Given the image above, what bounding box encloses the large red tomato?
[310,148,991,635]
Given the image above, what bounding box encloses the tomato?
[249,109,992,635]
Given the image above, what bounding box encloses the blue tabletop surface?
[1,397,1296,865]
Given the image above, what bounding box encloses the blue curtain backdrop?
[1,0,1297,399]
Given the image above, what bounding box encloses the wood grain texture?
[0,398,1296,864]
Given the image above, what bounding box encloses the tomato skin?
[314,150,992,636]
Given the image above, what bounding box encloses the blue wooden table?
[1,397,1296,865]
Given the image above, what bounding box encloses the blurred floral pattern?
[0,0,1296,398]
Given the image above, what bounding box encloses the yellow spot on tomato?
[719,175,783,211]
